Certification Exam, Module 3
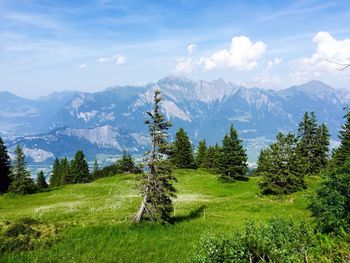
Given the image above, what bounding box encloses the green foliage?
[0,137,11,194]
[36,171,48,191]
[297,112,330,175]
[9,145,35,195]
[219,125,248,180]
[195,140,207,168]
[70,150,90,184]
[202,144,221,171]
[50,158,61,187]
[309,160,350,233]
[136,90,176,223]
[259,132,307,195]
[332,109,350,166]
[92,154,141,180]
[0,217,59,253]
[192,218,334,263]
[116,151,138,173]
[170,128,196,169]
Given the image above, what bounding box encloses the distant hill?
[1,77,348,163]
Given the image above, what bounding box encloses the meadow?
[0,170,320,262]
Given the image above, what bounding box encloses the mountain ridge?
[1,77,348,164]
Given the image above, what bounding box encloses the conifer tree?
[0,137,11,194]
[219,125,248,180]
[196,140,207,168]
[259,132,307,195]
[61,157,71,184]
[70,150,90,183]
[297,112,329,174]
[92,158,99,177]
[135,90,176,223]
[255,148,273,176]
[315,123,330,169]
[117,151,136,173]
[50,158,62,187]
[170,128,196,169]
[9,145,35,195]
[203,144,221,170]
[332,110,350,166]
[36,170,48,190]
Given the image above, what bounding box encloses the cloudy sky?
[1,0,350,98]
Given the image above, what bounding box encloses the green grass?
[0,170,321,262]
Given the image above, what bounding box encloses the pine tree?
[61,157,71,184]
[170,128,196,169]
[0,137,11,194]
[196,140,207,168]
[117,151,136,173]
[92,158,99,178]
[297,112,329,174]
[9,145,35,195]
[50,158,62,187]
[203,144,221,170]
[315,123,330,169]
[70,150,90,183]
[332,110,350,166]
[219,125,248,180]
[135,90,176,223]
[259,132,307,195]
[255,148,273,176]
[36,170,48,190]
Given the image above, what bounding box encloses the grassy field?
[0,169,321,262]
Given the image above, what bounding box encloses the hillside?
[1,78,348,164]
[0,170,320,263]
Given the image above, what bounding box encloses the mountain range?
[1,76,348,165]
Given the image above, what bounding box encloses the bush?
[308,160,350,233]
[0,217,59,253]
[192,218,349,263]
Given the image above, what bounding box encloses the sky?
[0,0,350,98]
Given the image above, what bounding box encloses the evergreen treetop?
[196,140,207,168]
[219,125,248,180]
[170,127,196,169]
[332,109,350,166]
[9,145,35,195]
[36,170,48,190]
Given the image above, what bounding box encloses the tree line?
[0,143,141,195]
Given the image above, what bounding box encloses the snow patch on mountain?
[162,100,192,121]
[61,125,122,149]
[77,111,98,123]
[22,147,54,163]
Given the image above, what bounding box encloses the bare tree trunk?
[135,196,147,222]
[135,129,156,223]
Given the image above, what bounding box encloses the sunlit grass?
[0,170,320,262]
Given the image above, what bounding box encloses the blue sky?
[1,0,350,98]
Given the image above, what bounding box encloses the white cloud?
[187,44,197,55]
[199,36,266,71]
[96,54,127,64]
[291,31,350,82]
[97,57,110,63]
[78,64,87,68]
[114,54,127,64]
[175,58,195,74]
[266,57,282,70]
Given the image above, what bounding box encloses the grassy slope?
[0,170,320,263]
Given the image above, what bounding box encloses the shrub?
[192,218,319,263]
[0,217,59,253]
[308,160,350,233]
